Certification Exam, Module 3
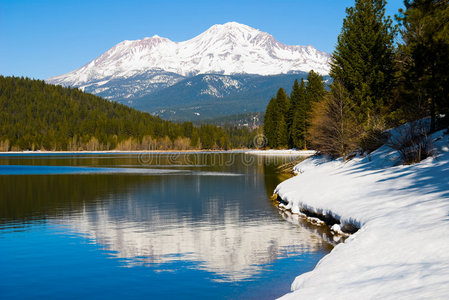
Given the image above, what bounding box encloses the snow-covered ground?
[275,129,449,299]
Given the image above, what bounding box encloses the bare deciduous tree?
[309,81,361,160]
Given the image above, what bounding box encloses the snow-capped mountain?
[47,22,331,100]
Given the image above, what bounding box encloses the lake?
[0,152,332,299]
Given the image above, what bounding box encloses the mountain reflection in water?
[0,153,332,299]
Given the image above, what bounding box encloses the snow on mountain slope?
[129,73,318,121]
[197,75,243,98]
[46,22,330,99]
[77,71,185,100]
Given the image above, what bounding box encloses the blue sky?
[0,0,405,80]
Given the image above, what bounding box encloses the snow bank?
[275,129,449,299]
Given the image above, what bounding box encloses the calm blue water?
[0,153,332,299]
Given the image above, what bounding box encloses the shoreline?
[0,149,249,155]
[0,149,316,156]
[246,149,316,156]
[274,129,449,299]
[274,193,359,236]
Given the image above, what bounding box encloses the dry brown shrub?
[388,120,434,164]
[309,82,361,160]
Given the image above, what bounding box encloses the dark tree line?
[264,71,326,149]
[396,0,449,131]
[0,76,258,151]
[264,0,449,161]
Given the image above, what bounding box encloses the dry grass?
[388,120,434,164]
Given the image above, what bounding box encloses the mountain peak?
[201,22,269,40]
[209,22,258,31]
[47,22,330,99]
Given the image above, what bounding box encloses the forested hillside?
[0,76,257,151]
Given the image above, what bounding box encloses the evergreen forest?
[264,0,449,160]
[0,76,258,151]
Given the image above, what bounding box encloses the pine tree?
[263,88,290,149]
[289,79,307,148]
[303,71,326,148]
[276,88,290,148]
[331,0,396,128]
[306,71,327,105]
[264,97,278,148]
[277,115,289,148]
[396,0,449,131]
[275,87,290,118]
[291,110,304,149]
[287,79,301,131]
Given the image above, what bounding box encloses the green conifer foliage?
[330,0,396,127]
[304,71,327,148]
[263,88,291,148]
[289,79,307,148]
[275,88,291,117]
[0,76,255,151]
[396,0,449,131]
[263,97,278,148]
[277,115,289,148]
[287,79,301,129]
